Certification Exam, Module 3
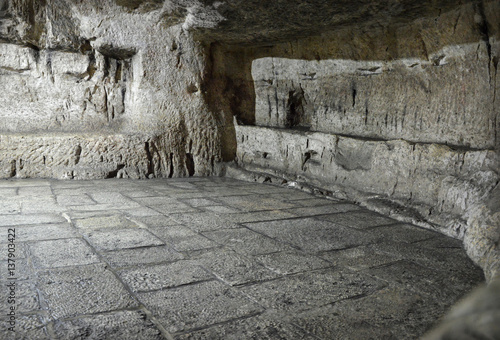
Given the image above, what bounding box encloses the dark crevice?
[302,151,316,171]
[115,61,123,83]
[106,164,125,178]
[74,145,82,165]
[103,56,110,78]
[185,153,195,177]
[474,2,492,83]
[9,160,16,178]
[255,125,492,152]
[168,153,174,178]
[285,88,306,128]
[351,86,357,108]
[86,50,96,79]
[145,142,154,177]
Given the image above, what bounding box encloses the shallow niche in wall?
[285,86,310,130]
[95,44,136,123]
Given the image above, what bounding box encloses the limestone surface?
[0,177,485,339]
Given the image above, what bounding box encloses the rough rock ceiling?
[0,0,484,46]
[156,0,480,44]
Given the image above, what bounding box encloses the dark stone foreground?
[0,177,484,339]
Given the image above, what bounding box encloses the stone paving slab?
[364,260,467,303]
[14,224,77,242]
[149,203,199,215]
[86,228,165,251]
[318,210,398,229]
[73,215,139,231]
[320,246,404,271]
[56,194,96,206]
[176,311,317,340]
[118,261,212,292]
[0,200,21,214]
[0,281,40,313]
[0,214,66,226]
[215,195,297,212]
[254,250,332,275]
[167,212,241,232]
[0,314,50,340]
[245,217,377,252]
[238,269,387,312]
[0,177,485,340]
[29,238,100,269]
[138,280,264,333]
[366,223,438,244]
[101,245,184,268]
[191,247,280,286]
[53,310,164,340]
[150,225,219,252]
[202,227,295,255]
[286,203,362,216]
[37,264,138,319]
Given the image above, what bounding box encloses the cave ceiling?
[0,0,484,47]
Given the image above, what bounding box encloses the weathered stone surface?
[0,280,39,313]
[14,223,77,242]
[0,213,66,226]
[73,214,139,231]
[202,227,294,255]
[0,1,223,180]
[138,280,264,333]
[365,260,476,303]
[0,0,499,336]
[255,251,331,275]
[423,279,500,340]
[37,263,137,319]
[150,225,219,252]
[245,217,376,253]
[0,314,50,340]
[101,245,184,268]
[118,261,211,291]
[320,246,404,272]
[86,228,165,251]
[238,270,386,312]
[291,286,442,339]
[53,310,164,340]
[191,247,279,285]
[29,238,100,268]
[235,125,497,239]
[176,312,316,340]
[252,44,494,149]
[0,177,487,339]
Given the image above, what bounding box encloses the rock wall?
[0,0,499,282]
[252,45,494,149]
[0,0,223,179]
[230,1,500,280]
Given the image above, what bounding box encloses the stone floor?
[0,177,484,340]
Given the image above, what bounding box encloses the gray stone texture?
[53,310,164,340]
[118,261,212,292]
[245,217,377,252]
[138,280,264,333]
[29,238,100,268]
[86,228,165,251]
[37,264,138,319]
[0,0,499,336]
[101,245,184,268]
[0,178,487,339]
[0,1,223,180]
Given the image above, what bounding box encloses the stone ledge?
[0,132,222,180]
[232,124,500,281]
[0,133,151,180]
